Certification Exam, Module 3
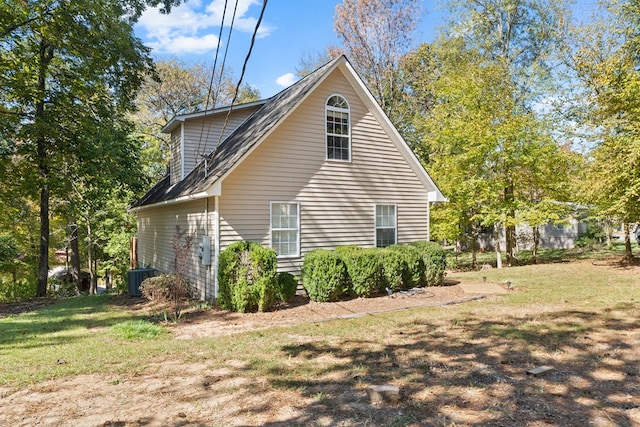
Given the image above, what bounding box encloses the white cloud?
[136,0,273,55]
[276,73,298,87]
[147,34,220,55]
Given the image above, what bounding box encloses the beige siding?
[170,128,182,185]
[136,198,216,299]
[182,107,260,180]
[219,69,429,275]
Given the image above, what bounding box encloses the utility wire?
[201,0,240,158]
[193,0,229,170]
[210,0,268,164]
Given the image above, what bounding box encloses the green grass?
[447,240,635,270]
[0,252,638,392]
[110,320,165,340]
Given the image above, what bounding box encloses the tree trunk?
[504,183,515,266]
[86,216,97,295]
[69,223,81,294]
[494,224,503,269]
[532,226,539,264]
[624,223,634,262]
[37,185,49,297]
[35,40,54,298]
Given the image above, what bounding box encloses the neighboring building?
[130,56,446,299]
[476,206,590,252]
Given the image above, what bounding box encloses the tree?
[435,0,572,264]
[406,40,575,267]
[0,0,183,297]
[333,0,422,124]
[565,0,640,261]
[132,59,260,182]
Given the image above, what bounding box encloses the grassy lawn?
[0,252,638,426]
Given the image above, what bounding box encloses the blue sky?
[134,0,595,99]
[134,0,447,98]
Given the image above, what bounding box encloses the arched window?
[325,95,350,161]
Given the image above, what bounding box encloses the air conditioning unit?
[127,268,157,297]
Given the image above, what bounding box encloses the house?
[475,205,590,252]
[130,56,446,299]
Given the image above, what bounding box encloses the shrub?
[337,246,383,297]
[0,278,36,302]
[301,249,348,302]
[389,244,425,287]
[410,241,447,286]
[379,248,408,291]
[217,241,278,312]
[140,273,192,322]
[276,271,298,302]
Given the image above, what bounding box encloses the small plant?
[140,273,191,322]
[139,225,195,322]
[110,320,165,340]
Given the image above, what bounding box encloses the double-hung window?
[375,204,397,247]
[326,95,350,161]
[270,202,299,257]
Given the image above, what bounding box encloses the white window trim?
[270,201,300,258]
[374,204,398,248]
[325,94,351,162]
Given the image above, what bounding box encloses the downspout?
[214,195,220,299]
[203,197,209,300]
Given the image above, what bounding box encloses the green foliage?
[410,241,447,286]
[110,320,165,340]
[0,278,36,302]
[379,248,409,291]
[337,246,383,297]
[301,249,348,302]
[276,272,298,302]
[217,241,278,312]
[575,221,606,250]
[389,244,425,288]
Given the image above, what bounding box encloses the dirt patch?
[169,282,482,339]
[1,275,639,427]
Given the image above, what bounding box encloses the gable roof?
[132,56,445,211]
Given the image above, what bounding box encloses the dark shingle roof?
[132,56,343,209]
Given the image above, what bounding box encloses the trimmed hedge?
[389,244,425,288]
[218,241,278,312]
[337,246,383,297]
[301,249,347,302]
[379,248,408,291]
[411,240,447,287]
[276,271,298,302]
[302,242,446,301]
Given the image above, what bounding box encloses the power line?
[200,0,240,158]
[193,0,230,170]
[211,0,269,162]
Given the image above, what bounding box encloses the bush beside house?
[217,241,279,313]
[302,241,447,302]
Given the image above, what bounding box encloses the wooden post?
[130,236,137,269]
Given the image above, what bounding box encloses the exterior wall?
[218,69,430,275]
[170,128,182,185]
[136,198,216,299]
[170,107,260,185]
[475,218,587,252]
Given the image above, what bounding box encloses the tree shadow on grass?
[0,295,148,349]
[232,306,640,426]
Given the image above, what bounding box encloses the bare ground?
[1,273,639,427]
